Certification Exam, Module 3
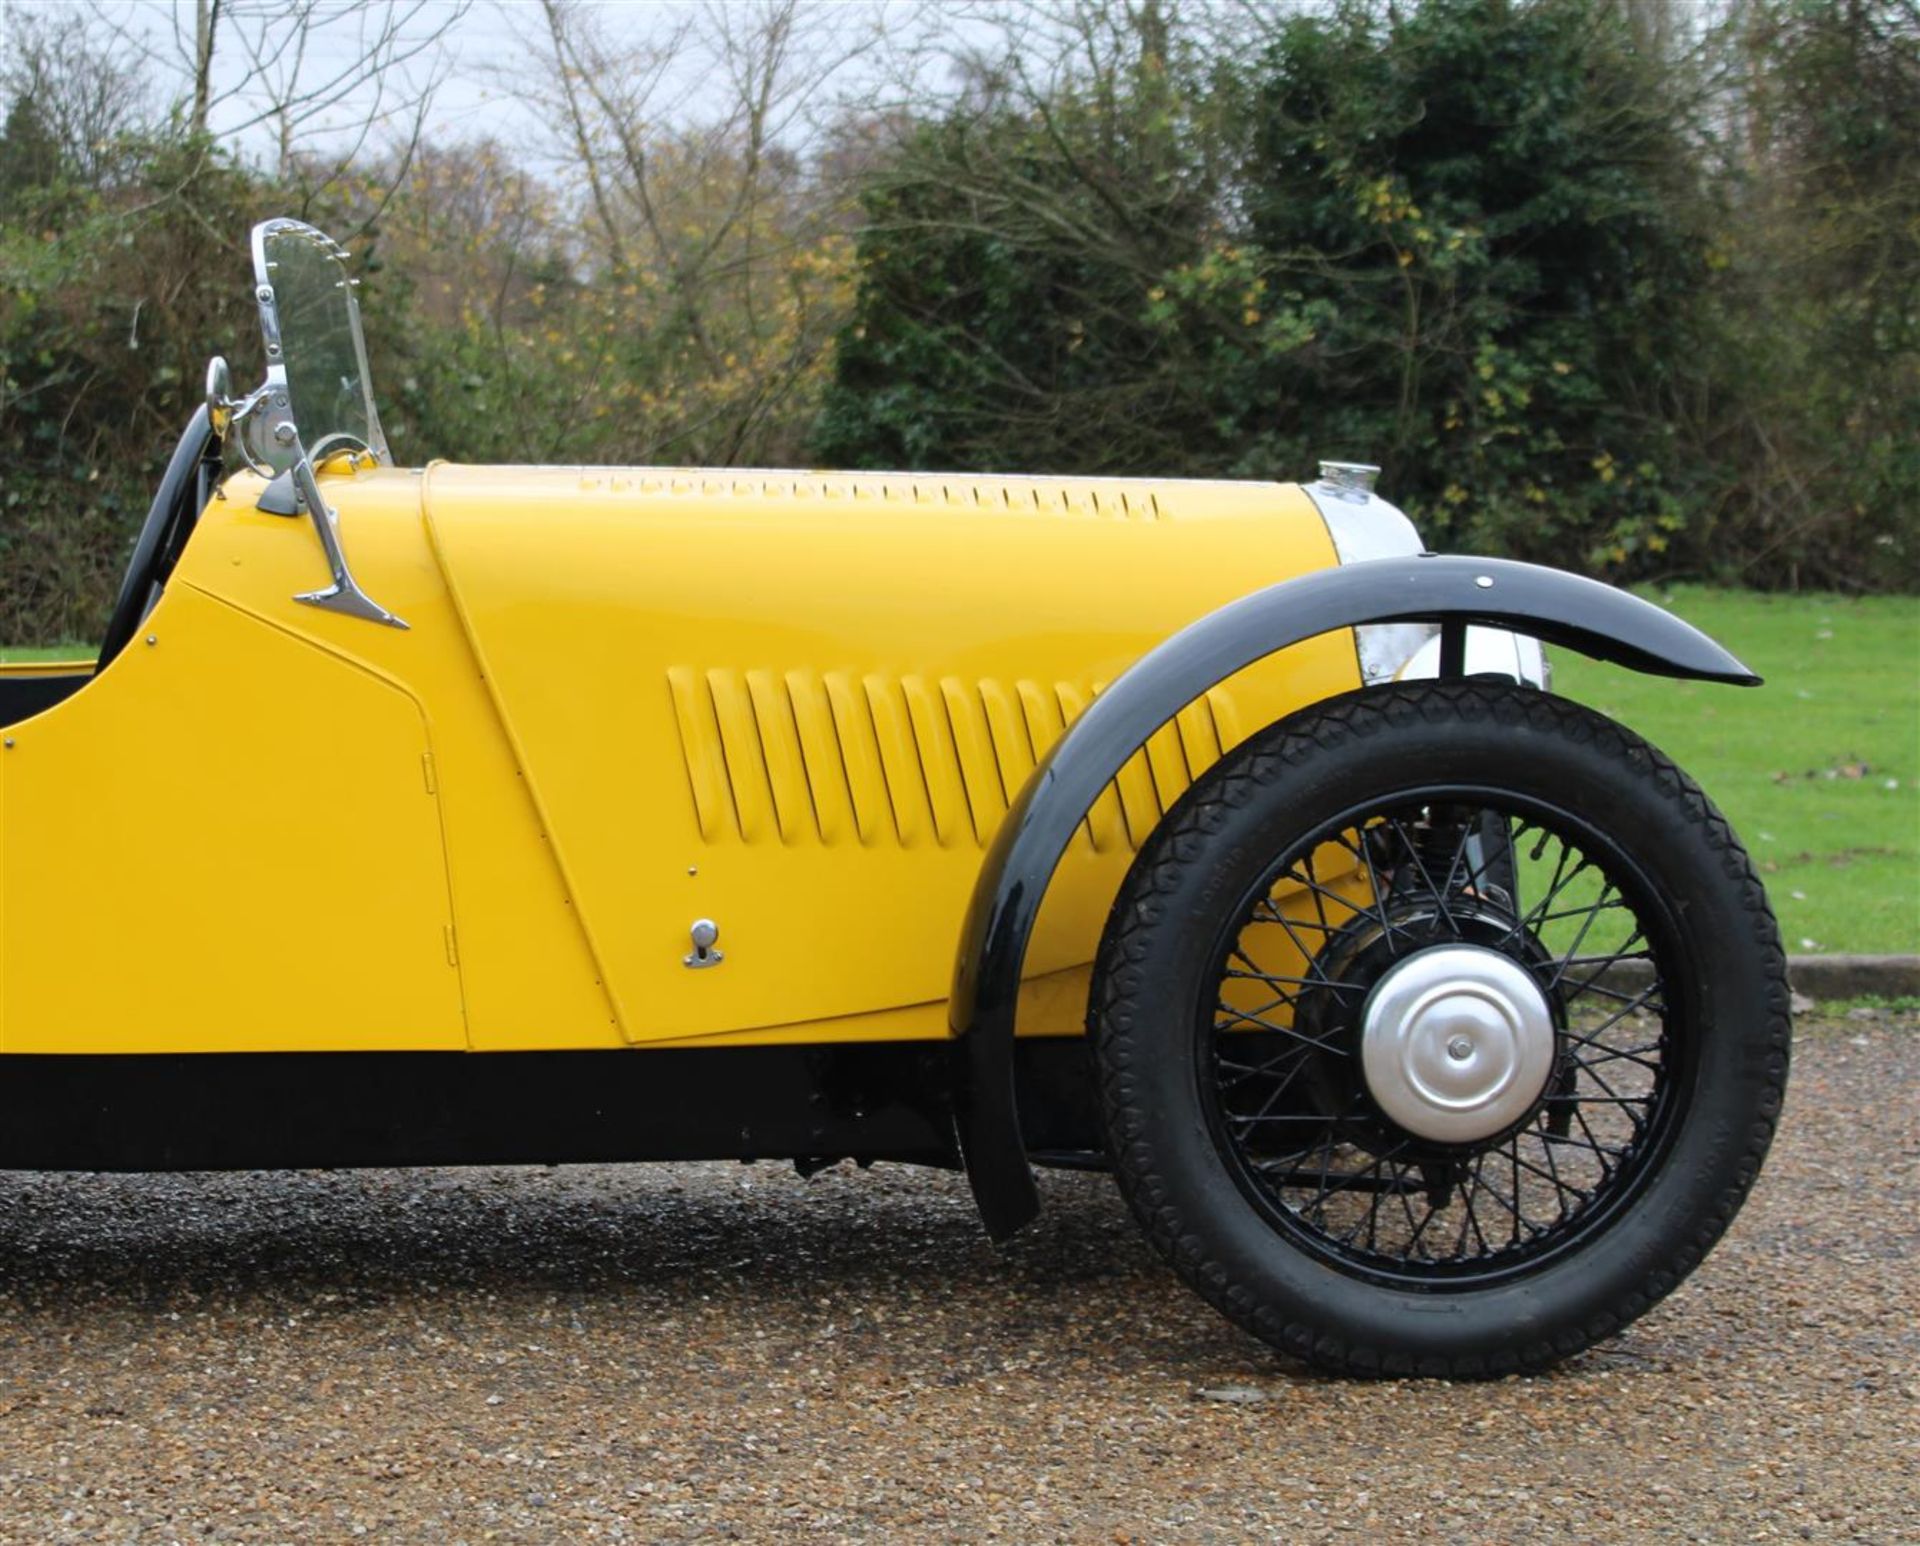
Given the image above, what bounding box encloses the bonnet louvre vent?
[578,472,1163,518]
[668,667,1239,851]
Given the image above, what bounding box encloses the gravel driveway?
[0,1011,1913,1543]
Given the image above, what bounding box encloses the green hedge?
[2,0,1914,647]
[814,0,1919,592]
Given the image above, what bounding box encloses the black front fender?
[948,554,1759,1241]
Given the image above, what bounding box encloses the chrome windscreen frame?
[241,218,406,630]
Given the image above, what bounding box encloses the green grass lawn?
[0,645,92,663]
[5,589,1916,953]
[1554,587,1918,956]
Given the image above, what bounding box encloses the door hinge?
[444,923,459,967]
[422,750,438,794]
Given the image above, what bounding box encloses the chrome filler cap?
[1317,460,1382,498]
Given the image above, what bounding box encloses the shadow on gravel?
[0,1161,1274,1381]
[0,1161,1156,1309]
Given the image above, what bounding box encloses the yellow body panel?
[2,583,464,1052]
[0,463,1361,1054]
[420,466,1358,1044]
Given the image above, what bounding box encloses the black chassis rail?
[0,1040,1100,1175]
[947,553,1762,1241]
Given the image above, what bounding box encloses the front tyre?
[1091,681,1790,1377]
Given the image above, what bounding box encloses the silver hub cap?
[1359,946,1556,1144]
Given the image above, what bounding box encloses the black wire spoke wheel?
[1092,681,1791,1379]
[1206,791,1676,1287]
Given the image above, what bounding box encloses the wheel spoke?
[1201,784,1685,1284]
[1511,1140,1589,1209]
[1225,1050,1321,1129]
[1328,827,1402,952]
[1224,966,1367,997]
[1387,814,1463,935]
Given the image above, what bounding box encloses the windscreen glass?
[255,223,386,467]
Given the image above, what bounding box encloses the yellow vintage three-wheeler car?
[0,221,1789,1376]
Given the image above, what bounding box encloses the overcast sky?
[31,1,968,167]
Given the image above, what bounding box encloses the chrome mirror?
[205,353,276,474]
[205,355,233,435]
